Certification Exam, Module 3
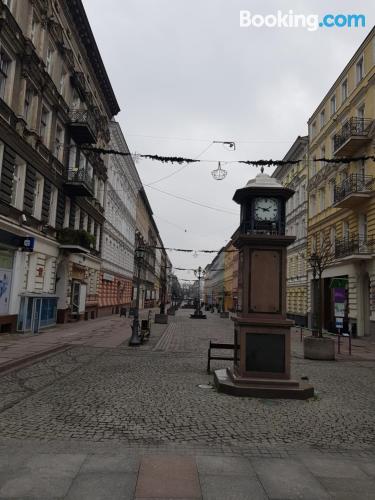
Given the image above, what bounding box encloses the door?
[32,298,42,334]
[71,282,80,314]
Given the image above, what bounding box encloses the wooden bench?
[207,341,236,373]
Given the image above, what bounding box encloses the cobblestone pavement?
[1,309,375,498]
[0,309,374,453]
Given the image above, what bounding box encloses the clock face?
[254,197,278,222]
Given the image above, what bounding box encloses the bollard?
[349,332,352,356]
[337,330,341,354]
[300,326,303,342]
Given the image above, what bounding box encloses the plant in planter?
[303,239,336,360]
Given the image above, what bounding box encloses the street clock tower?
[214,169,314,399]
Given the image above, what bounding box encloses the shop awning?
[329,277,348,289]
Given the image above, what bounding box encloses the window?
[311,156,317,177]
[74,207,80,230]
[319,188,325,212]
[310,194,316,216]
[82,213,88,231]
[10,160,26,210]
[342,221,349,241]
[331,135,336,155]
[24,87,33,125]
[48,186,58,227]
[63,197,70,228]
[0,142,4,180]
[45,46,54,75]
[357,105,365,121]
[341,79,348,102]
[311,121,316,138]
[330,95,336,116]
[54,124,64,160]
[30,12,40,49]
[358,214,367,241]
[40,105,51,146]
[330,226,336,248]
[320,146,326,168]
[329,180,335,204]
[320,110,325,128]
[33,173,44,220]
[59,69,66,96]
[72,90,80,109]
[0,49,11,100]
[356,56,364,84]
[69,139,77,170]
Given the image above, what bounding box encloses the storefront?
[17,294,58,333]
[0,248,15,333]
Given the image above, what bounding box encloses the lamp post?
[193,266,206,316]
[129,246,145,346]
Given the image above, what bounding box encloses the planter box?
[304,336,335,361]
[154,314,168,324]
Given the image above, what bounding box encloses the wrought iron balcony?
[68,108,97,144]
[64,168,95,197]
[57,228,95,254]
[333,174,374,208]
[335,236,374,261]
[333,117,373,156]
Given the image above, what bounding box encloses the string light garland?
[80,146,375,167]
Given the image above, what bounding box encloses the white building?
[98,122,141,315]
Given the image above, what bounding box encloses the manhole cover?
[198,384,214,389]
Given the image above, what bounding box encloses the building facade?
[203,248,225,309]
[272,136,309,326]
[98,121,139,316]
[307,28,375,336]
[0,0,119,332]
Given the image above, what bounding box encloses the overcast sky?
[82,0,373,283]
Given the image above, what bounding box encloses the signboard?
[22,237,35,252]
[335,317,344,329]
[334,302,345,318]
[103,273,114,282]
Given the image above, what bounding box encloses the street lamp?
[193,266,206,316]
[129,246,145,346]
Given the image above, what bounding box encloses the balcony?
[335,236,374,261]
[333,174,374,208]
[64,168,95,197]
[68,109,97,144]
[333,118,373,156]
[57,228,95,254]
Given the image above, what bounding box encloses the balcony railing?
[333,117,373,155]
[57,228,95,252]
[64,168,95,197]
[333,174,373,208]
[68,108,97,144]
[335,236,374,260]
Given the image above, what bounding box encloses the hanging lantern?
[211,162,228,181]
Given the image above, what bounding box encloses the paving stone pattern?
[0,310,374,453]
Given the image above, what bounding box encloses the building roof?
[272,135,308,180]
[66,0,120,117]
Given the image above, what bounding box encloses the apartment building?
[307,28,375,336]
[272,136,309,326]
[0,0,119,332]
[98,121,140,316]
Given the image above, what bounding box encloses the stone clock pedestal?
[214,171,314,399]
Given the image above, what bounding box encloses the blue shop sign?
[22,237,35,252]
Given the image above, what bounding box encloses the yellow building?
[307,27,375,336]
[273,136,309,326]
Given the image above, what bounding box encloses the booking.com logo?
[240,11,366,31]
